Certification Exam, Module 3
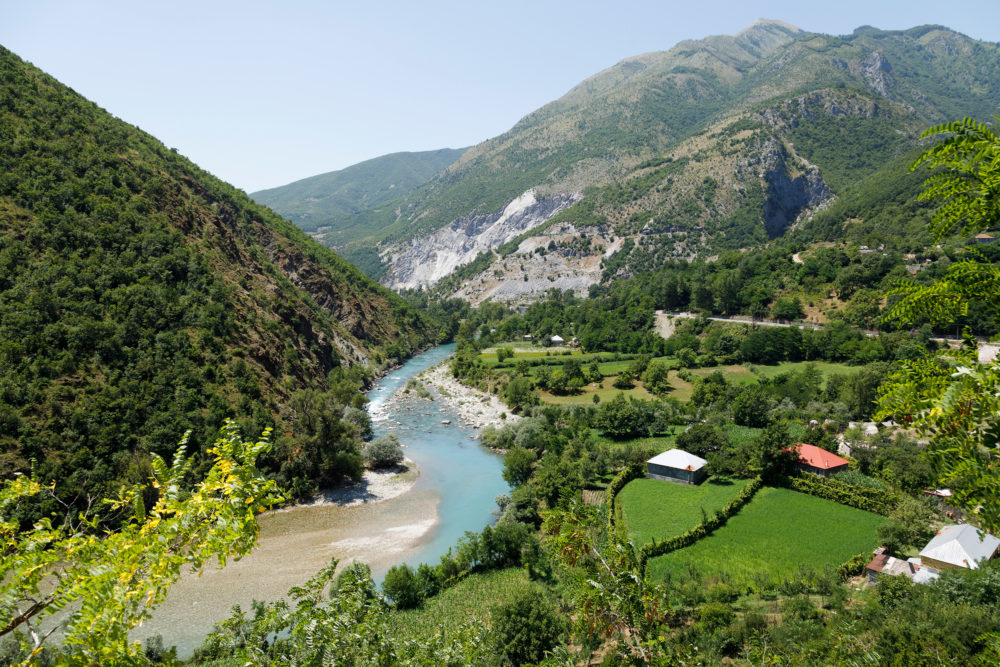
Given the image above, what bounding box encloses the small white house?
[646,449,708,484]
[919,524,1000,571]
[550,335,565,346]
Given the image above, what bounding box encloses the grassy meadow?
[644,487,886,588]
[618,477,753,546]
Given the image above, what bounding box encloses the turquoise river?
[134,344,508,656]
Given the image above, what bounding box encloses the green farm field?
[644,486,886,587]
[618,477,753,546]
[752,360,858,386]
[538,383,657,405]
[591,429,684,451]
[387,568,535,642]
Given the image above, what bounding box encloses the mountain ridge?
[337,21,1000,297]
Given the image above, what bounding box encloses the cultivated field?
[644,486,885,587]
[752,360,858,385]
[618,477,753,546]
[387,568,534,641]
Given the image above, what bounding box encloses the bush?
[383,563,423,609]
[363,433,403,468]
[700,602,736,632]
[503,447,536,487]
[491,588,566,666]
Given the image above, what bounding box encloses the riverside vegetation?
[3,35,1000,667]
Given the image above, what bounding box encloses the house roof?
[919,524,1000,569]
[647,449,707,472]
[795,443,850,470]
[866,553,918,577]
[975,233,995,239]
[550,335,564,342]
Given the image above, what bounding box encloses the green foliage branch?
[878,117,1000,532]
[0,420,283,664]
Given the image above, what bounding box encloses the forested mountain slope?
[289,21,1000,294]
[0,46,435,516]
[251,147,466,238]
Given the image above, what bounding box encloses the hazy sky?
[3,1,999,192]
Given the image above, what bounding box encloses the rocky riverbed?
[377,362,519,435]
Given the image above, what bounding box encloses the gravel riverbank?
[375,363,519,435]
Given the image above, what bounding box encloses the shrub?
[837,552,870,581]
[383,563,423,609]
[363,433,403,468]
[700,602,735,632]
[502,447,536,487]
[491,588,566,666]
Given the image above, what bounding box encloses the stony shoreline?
[421,364,519,433]
[373,361,518,436]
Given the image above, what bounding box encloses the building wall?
[920,556,960,572]
[647,463,705,484]
[798,462,848,477]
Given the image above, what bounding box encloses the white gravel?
[421,364,520,432]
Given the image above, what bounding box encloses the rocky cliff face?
[756,138,833,237]
[381,190,580,289]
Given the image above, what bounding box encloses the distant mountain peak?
[738,18,802,35]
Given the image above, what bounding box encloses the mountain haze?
[0,46,434,514]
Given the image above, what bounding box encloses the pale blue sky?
[2,1,998,192]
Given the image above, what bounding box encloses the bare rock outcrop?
[382,190,580,290]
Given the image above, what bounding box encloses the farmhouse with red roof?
[793,443,849,477]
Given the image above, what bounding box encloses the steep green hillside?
[251,147,466,236]
[0,46,435,517]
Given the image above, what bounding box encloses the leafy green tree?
[691,371,730,407]
[503,376,538,413]
[503,447,537,487]
[0,421,282,664]
[612,371,635,390]
[289,389,364,486]
[746,422,797,480]
[771,296,804,321]
[491,588,566,666]
[732,385,772,428]
[641,360,672,396]
[877,118,1000,531]
[594,393,644,439]
[382,563,423,609]
[586,359,602,383]
[878,496,935,555]
[676,423,726,458]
